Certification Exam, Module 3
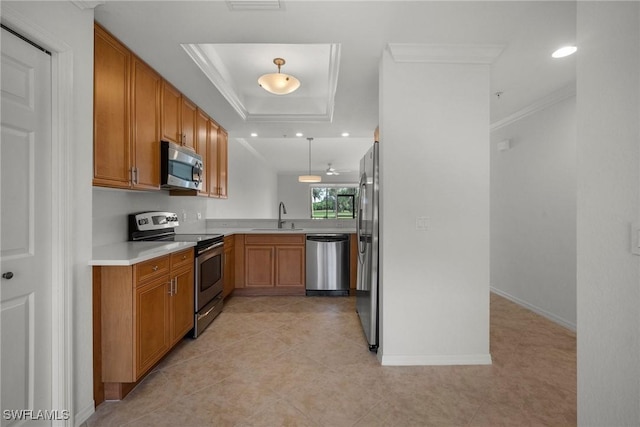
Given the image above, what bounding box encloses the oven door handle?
[198,303,219,320]
[199,241,224,253]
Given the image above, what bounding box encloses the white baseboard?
[74,401,95,427]
[490,287,576,332]
[380,353,492,366]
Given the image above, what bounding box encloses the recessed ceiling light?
[250,133,258,137]
[296,132,303,137]
[552,46,577,59]
[341,132,350,137]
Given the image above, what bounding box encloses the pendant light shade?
[299,137,321,183]
[258,58,300,95]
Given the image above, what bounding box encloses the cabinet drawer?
[135,255,170,285]
[171,248,194,271]
[244,234,305,245]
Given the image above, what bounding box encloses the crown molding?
[387,43,504,64]
[71,1,105,10]
[491,83,576,131]
[182,44,249,120]
[226,0,283,11]
[183,43,341,123]
[246,113,332,123]
[324,43,341,123]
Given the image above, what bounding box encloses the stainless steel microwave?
[160,140,203,191]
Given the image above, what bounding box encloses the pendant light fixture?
[258,58,301,95]
[298,137,321,183]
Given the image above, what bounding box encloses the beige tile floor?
[86,293,576,427]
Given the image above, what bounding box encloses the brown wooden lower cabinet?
[93,248,194,403]
[234,234,305,295]
[223,235,235,298]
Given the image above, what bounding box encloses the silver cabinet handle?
[152,265,158,271]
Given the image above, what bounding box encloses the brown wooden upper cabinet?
[161,80,196,150]
[196,109,210,196]
[93,22,228,194]
[196,111,228,199]
[131,57,162,189]
[217,127,228,199]
[94,24,131,189]
[94,24,161,190]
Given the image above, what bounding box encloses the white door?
[1,28,53,426]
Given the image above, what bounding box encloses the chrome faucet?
[278,202,287,229]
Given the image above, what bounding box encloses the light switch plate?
[632,222,640,255]
[416,216,429,231]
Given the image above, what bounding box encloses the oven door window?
[200,252,222,293]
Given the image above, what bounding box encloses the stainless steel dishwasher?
[305,234,350,296]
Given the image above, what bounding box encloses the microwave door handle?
[193,163,203,185]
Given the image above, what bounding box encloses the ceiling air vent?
[226,0,282,10]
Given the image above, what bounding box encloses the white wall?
[206,138,277,218]
[277,172,359,219]
[93,189,209,246]
[93,134,280,241]
[379,48,491,365]
[1,1,95,424]
[577,2,640,425]
[490,94,577,330]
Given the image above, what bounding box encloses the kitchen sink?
[251,228,304,231]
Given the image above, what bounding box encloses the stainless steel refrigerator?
[356,141,379,352]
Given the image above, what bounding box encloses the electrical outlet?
[197,212,202,220]
[182,212,187,222]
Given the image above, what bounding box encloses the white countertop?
[90,241,196,266]
[208,228,356,236]
[90,229,355,266]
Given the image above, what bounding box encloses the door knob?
[2,272,14,280]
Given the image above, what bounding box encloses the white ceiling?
[94,0,577,175]
[182,42,341,122]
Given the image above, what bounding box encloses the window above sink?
[310,184,358,219]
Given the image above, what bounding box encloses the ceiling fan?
[325,163,350,176]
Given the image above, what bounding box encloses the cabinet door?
[131,57,161,190]
[245,246,274,287]
[170,266,194,344]
[223,243,235,298]
[196,110,209,196]
[208,120,219,197]
[181,97,197,150]
[217,127,228,198]
[161,80,181,144]
[135,277,170,378]
[275,246,305,287]
[93,25,131,188]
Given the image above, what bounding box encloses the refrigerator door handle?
[357,175,367,260]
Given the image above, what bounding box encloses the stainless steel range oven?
[193,239,224,337]
[128,211,224,338]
